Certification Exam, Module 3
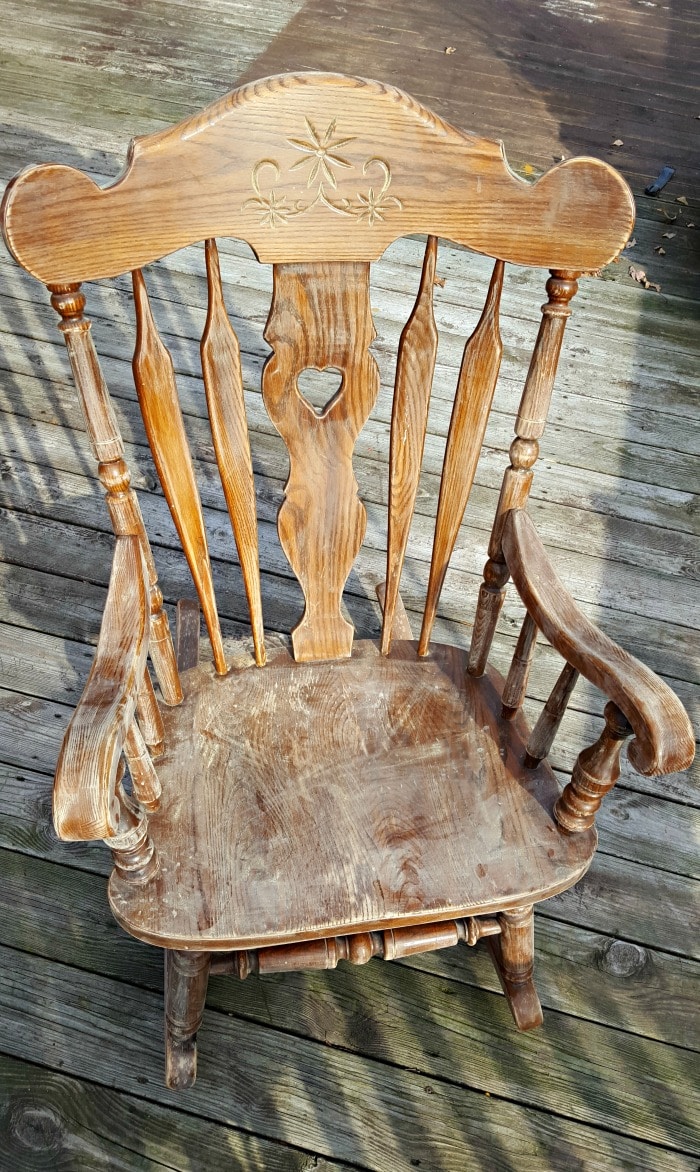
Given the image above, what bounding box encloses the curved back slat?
[381,235,438,655]
[201,239,266,667]
[132,269,227,675]
[419,259,504,656]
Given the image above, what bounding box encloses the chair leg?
[488,904,543,1031]
[164,949,211,1089]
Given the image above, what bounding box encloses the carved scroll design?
[262,262,380,661]
[419,259,505,656]
[243,117,402,227]
[381,236,438,655]
[201,239,265,666]
[132,269,227,675]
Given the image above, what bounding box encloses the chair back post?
[467,270,580,677]
[47,282,183,706]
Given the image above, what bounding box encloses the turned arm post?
[48,282,182,705]
[107,773,159,883]
[469,271,580,676]
[555,701,632,833]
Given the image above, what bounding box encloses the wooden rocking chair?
[2,72,694,1089]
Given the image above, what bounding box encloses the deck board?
[0,0,698,1167]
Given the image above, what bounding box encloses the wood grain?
[1,74,635,281]
[0,1052,332,1172]
[419,258,504,654]
[503,508,696,777]
[108,638,595,950]
[201,237,265,666]
[262,262,380,660]
[53,536,149,841]
[382,235,438,655]
[132,268,227,675]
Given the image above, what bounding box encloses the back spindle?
[468,270,579,677]
[201,239,266,666]
[524,661,580,768]
[124,720,162,813]
[501,612,538,718]
[136,666,165,758]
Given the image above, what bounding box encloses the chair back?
[1,72,634,669]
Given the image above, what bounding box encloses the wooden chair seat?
[109,637,595,950]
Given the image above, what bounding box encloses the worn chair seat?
[109,638,595,950]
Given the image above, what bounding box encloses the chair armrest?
[53,535,150,841]
[502,509,695,777]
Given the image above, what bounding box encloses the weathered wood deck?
[0,1,698,1168]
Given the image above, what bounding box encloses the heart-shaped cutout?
[297,366,344,416]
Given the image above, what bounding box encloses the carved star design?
[287,118,355,189]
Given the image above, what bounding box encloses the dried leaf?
[523,163,536,176]
[628,265,661,292]
[612,138,624,147]
[445,46,457,54]
[625,237,637,248]
[654,246,666,255]
[662,209,678,222]
[676,195,689,205]
[688,222,696,229]
[661,231,676,239]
